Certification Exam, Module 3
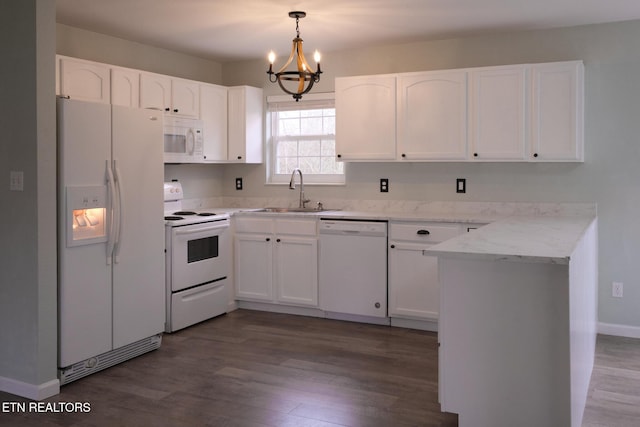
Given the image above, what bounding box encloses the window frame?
[266,93,344,186]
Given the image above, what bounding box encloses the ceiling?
[56,0,640,63]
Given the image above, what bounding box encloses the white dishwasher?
[319,219,388,320]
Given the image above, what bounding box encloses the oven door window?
[164,133,186,153]
[187,235,219,263]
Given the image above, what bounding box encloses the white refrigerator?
[57,98,165,383]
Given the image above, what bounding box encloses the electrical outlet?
[456,178,466,194]
[9,171,23,191]
[235,177,243,190]
[612,282,623,298]
[380,178,389,193]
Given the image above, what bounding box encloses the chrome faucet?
[289,168,310,208]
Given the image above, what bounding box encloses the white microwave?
[163,116,204,163]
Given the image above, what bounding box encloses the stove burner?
[173,211,197,216]
[165,215,184,221]
[197,212,216,216]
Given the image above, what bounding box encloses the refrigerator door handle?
[106,160,117,265]
[113,159,124,263]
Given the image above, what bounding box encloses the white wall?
[220,20,640,331]
[0,0,58,398]
[56,23,223,84]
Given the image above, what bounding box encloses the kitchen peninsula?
[427,214,598,427]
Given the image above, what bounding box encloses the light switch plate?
[10,171,24,191]
[456,178,466,194]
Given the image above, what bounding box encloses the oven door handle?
[174,223,229,236]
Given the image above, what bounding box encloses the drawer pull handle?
[417,229,430,235]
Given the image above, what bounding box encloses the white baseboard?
[598,322,640,339]
[0,376,59,400]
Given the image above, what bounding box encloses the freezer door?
[57,99,113,367]
[111,105,165,349]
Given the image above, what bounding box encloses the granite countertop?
[423,215,596,265]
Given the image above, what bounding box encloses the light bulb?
[268,50,276,64]
[314,50,321,63]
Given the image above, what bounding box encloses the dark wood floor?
[1,309,639,426]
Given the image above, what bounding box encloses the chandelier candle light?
[267,11,322,101]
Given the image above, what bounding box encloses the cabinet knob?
[237,156,242,160]
[417,229,430,235]
[473,153,478,157]
[337,154,342,159]
[375,302,381,309]
[401,153,406,158]
[390,244,395,249]
[276,238,281,243]
[164,107,170,112]
[173,108,178,113]
[266,238,270,242]
[533,153,539,158]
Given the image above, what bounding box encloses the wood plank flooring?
[1,309,639,426]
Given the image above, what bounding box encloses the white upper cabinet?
[171,78,200,118]
[335,75,397,161]
[59,56,110,104]
[530,61,584,161]
[200,83,228,162]
[227,86,263,163]
[139,72,171,112]
[469,65,527,161]
[334,61,583,163]
[140,73,200,117]
[111,67,140,108]
[397,70,468,160]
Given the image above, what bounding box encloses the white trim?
[598,322,640,339]
[267,92,335,103]
[0,376,60,400]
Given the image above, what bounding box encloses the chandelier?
[267,11,322,102]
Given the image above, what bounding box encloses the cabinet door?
[172,78,200,117]
[59,57,110,104]
[228,86,263,163]
[469,66,527,160]
[530,61,584,161]
[335,75,396,161]
[397,71,468,160]
[200,83,228,161]
[388,243,439,320]
[275,236,318,307]
[111,67,140,108]
[140,73,171,112]
[234,234,273,301]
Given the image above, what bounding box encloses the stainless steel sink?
[260,207,332,213]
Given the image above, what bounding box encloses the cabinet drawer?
[234,217,273,234]
[275,219,317,236]
[390,222,461,243]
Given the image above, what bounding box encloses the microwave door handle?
[174,224,229,236]
[186,128,195,155]
[112,159,124,263]
[105,160,117,265]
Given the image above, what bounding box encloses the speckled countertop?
[214,201,597,265]
[423,215,596,265]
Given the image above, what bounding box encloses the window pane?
[299,140,321,156]
[279,118,300,135]
[277,140,298,157]
[269,101,342,184]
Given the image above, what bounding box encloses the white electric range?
[164,181,230,332]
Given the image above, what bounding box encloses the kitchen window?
[267,93,344,185]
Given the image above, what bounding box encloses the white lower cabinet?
[234,216,318,307]
[388,222,463,320]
